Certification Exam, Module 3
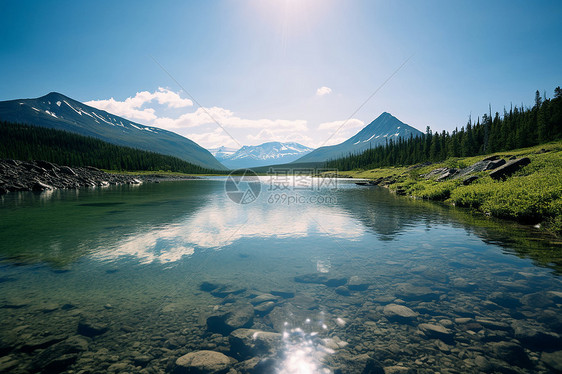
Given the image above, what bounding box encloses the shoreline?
[342,142,562,236]
[0,159,200,195]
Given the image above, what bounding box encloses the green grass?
[342,141,562,235]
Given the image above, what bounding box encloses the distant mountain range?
[0,92,422,171]
[0,92,226,170]
[210,142,314,169]
[208,146,238,161]
[295,112,422,163]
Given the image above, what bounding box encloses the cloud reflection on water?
[93,194,365,264]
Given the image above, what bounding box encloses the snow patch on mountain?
[210,142,314,169]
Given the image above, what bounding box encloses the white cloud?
[314,118,364,146]
[85,87,193,122]
[186,128,240,149]
[154,107,308,132]
[317,118,364,131]
[318,136,350,147]
[85,88,316,149]
[316,86,332,96]
[247,129,314,146]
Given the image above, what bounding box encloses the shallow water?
[1,178,561,373]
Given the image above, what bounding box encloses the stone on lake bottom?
[294,273,328,284]
[77,317,109,337]
[254,301,275,316]
[229,328,282,360]
[347,276,369,291]
[335,286,351,296]
[174,350,235,374]
[30,336,89,373]
[207,303,254,335]
[270,290,295,299]
[541,350,562,372]
[418,323,454,343]
[250,293,278,306]
[488,341,531,368]
[383,304,418,323]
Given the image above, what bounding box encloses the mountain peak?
[41,92,72,101]
[294,112,422,163]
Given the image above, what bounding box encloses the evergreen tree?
[325,86,562,171]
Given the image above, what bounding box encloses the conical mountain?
[295,112,422,163]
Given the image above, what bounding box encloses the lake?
[1,177,561,373]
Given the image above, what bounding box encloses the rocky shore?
[0,159,199,195]
[356,155,531,192]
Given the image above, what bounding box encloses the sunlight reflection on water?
[278,326,333,374]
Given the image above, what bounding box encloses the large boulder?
[394,283,439,301]
[77,316,109,337]
[29,336,89,373]
[265,303,315,333]
[462,175,479,185]
[250,294,279,306]
[347,276,369,291]
[488,341,532,368]
[202,282,247,298]
[436,168,458,181]
[207,303,254,335]
[489,157,531,180]
[418,323,454,344]
[512,320,562,350]
[174,350,235,374]
[423,167,450,180]
[383,304,418,323]
[485,158,506,170]
[229,328,282,360]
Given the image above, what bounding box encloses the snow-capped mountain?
[0,92,226,170]
[295,112,422,163]
[213,142,314,169]
[208,146,237,160]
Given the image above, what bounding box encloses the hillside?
[0,92,226,170]
[347,141,562,235]
[0,121,221,174]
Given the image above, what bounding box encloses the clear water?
[1,178,561,373]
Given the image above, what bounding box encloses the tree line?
[0,121,222,174]
[327,87,562,170]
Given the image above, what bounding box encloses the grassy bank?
[344,141,562,235]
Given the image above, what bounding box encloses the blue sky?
[1,0,561,149]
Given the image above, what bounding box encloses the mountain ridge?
[0,92,226,170]
[213,141,314,169]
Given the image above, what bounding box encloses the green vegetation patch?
[349,141,562,236]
